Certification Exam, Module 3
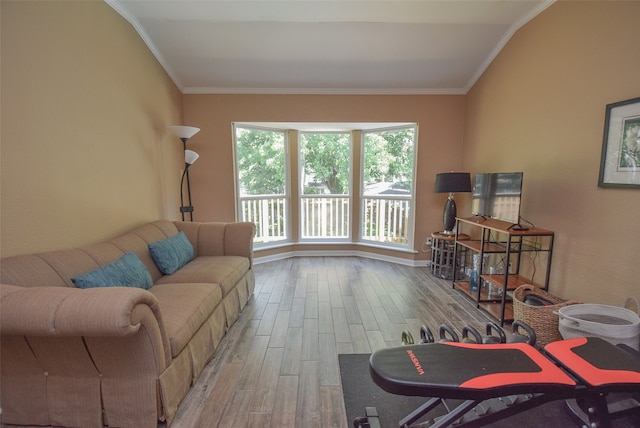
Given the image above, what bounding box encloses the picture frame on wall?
[598,96,640,189]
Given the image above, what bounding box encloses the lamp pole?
[180,150,199,221]
[169,126,201,221]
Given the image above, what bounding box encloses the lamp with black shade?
[434,172,471,235]
[169,126,201,221]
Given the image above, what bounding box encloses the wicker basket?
[513,284,579,347]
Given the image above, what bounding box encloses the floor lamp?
[434,172,471,235]
[169,126,200,221]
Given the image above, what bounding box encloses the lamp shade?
[184,150,199,165]
[434,172,471,193]
[169,126,200,140]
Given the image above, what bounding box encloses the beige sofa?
[0,220,256,428]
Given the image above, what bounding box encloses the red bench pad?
[370,342,575,400]
[545,337,640,389]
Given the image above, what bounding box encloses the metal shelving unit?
[452,216,555,325]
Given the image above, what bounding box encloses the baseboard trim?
[254,250,429,268]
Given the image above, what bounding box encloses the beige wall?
[183,94,466,261]
[463,1,640,305]
[3,1,636,305]
[1,1,183,257]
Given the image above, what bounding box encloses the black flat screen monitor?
[471,172,523,224]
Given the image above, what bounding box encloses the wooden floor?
[165,256,499,428]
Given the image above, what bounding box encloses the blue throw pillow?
[148,231,194,275]
[72,252,153,289]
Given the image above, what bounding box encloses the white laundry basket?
[557,299,640,351]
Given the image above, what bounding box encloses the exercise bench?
[356,337,640,428]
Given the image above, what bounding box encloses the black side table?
[430,232,469,279]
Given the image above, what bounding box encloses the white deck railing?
[361,196,411,244]
[240,195,287,244]
[300,196,350,239]
[240,195,410,246]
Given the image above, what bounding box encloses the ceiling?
[106,0,554,95]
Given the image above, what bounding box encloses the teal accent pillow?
[148,231,194,275]
[72,252,153,289]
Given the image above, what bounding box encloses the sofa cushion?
[0,254,74,288]
[149,283,222,357]
[148,232,194,275]
[109,233,164,282]
[71,252,153,290]
[154,256,250,297]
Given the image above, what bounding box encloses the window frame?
[232,121,418,251]
[359,124,418,250]
[298,130,353,243]
[233,123,291,248]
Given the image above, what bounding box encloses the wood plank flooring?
[166,256,498,428]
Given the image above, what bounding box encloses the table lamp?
[434,172,471,235]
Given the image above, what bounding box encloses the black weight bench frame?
[357,337,640,428]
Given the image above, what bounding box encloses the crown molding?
[464,0,556,93]
[105,0,185,91]
[182,86,466,95]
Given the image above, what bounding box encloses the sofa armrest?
[1,284,173,427]
[223,222,256,263]
[174,221,256,265]
[0,284,171,363]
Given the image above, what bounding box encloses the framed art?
[598,96,640,188]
